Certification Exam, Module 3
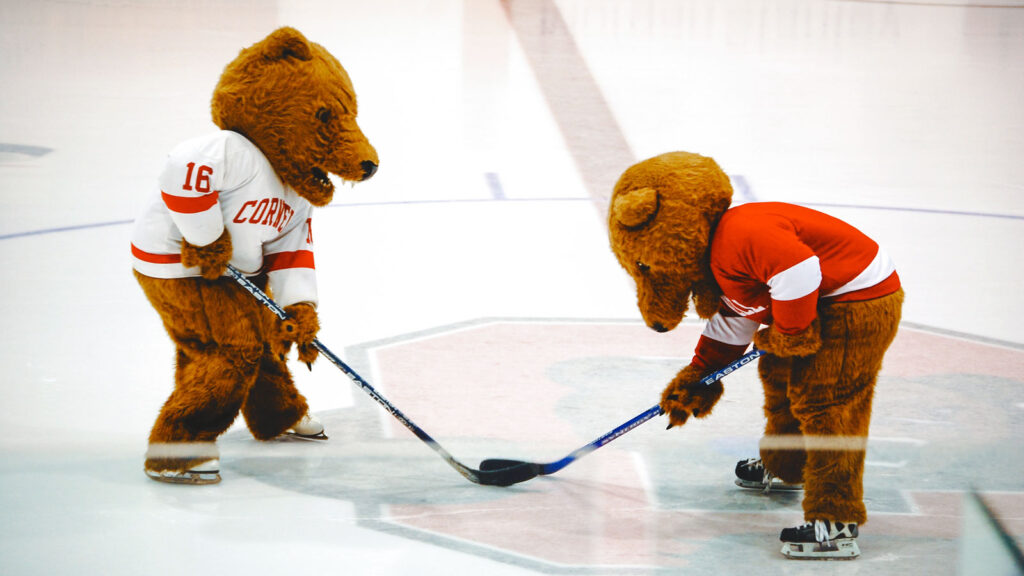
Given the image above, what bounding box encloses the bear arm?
[181,229,232,280]
[276,303,320,364]
[753,319,822,357]
[661,364,726,429]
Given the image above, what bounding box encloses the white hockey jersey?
[131,130,318,308]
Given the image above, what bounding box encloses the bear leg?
[758,354,806,484]
[146,347,260,472]
[789,290,903,525]
[136,272,270,473]
[242,349,309,440]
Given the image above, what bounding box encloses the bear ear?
[611,187,660,230]
[262,27,313,62]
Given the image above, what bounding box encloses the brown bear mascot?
[608,152,903,559]
[130,27,378,484]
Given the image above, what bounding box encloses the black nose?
[360,160,378,180]
[651,322,668,333]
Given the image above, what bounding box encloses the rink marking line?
[501,0,634,217]
[870,436,929,446]
[900,323,1024,351]
[888,416,949,425]
[368,512,661,573]
[866,460,908,468]
[0,219,132,240]
[0,142,53,157]
[485,172,506,200]
[802,201,1024,221]
[4,182,1017,242]
[631,451,658,508]
[836,0,1024,8]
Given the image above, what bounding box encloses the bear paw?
[181,230,232,280]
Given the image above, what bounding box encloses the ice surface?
[1,1,1022,574]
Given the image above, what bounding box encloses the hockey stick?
[226,265,538,487]
[478,347,766,484]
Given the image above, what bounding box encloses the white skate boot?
[286,413,327,440]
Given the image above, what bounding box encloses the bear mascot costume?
[130,27,378,484]
[608,152,903,559]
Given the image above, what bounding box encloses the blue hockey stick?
[478,347,765,483]
[227,265,537,487]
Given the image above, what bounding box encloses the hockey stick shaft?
[480,347,766,479]
[544,347,765,474]
[226,265,536,486]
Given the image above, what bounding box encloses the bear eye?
[316,107,332,124]
[636,261,651,274]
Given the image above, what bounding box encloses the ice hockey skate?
[780,520,860,560]
[734,458,803,492]
[145,458,221,485]
[286,413,328,440]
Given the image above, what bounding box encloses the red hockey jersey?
[691,202,901,371]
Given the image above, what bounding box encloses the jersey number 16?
[183,162,214,193]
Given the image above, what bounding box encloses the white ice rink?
[1,0,1023,574]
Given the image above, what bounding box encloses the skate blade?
[145,468,221,485]
[781,538,860,560]
[734,478,803,491]
[284,430,329,441]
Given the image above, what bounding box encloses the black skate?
[734,458,803,492]
[780,520,860,560]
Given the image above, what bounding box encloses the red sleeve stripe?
[161,190,219,214]
[264,250,315,272]
[770,290,819,334]
[131,243,182,264]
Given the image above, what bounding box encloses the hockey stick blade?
[479,459,529,471]
[226,265,533,488]
[479,348,766,485]
[475,461,541,486]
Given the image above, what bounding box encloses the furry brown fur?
[181,229,232,280]
[608,152,731,331]
[137,271,307,471]
[660,364,725,427]
[139,27,376,475]
[759,290,903,523]
[753,319,822,358]
[211,27,378,207]
[609,151,904,526]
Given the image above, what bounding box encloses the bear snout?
[360,160,378,180]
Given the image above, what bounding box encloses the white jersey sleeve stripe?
[766,255,821,301]
[704,313,760,346]
[825,246,896,297]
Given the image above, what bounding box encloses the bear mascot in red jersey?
[608,152,902,559]
[130,27,378,484]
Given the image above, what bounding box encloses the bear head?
[608,152,733,332]
[211,27,379,207]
